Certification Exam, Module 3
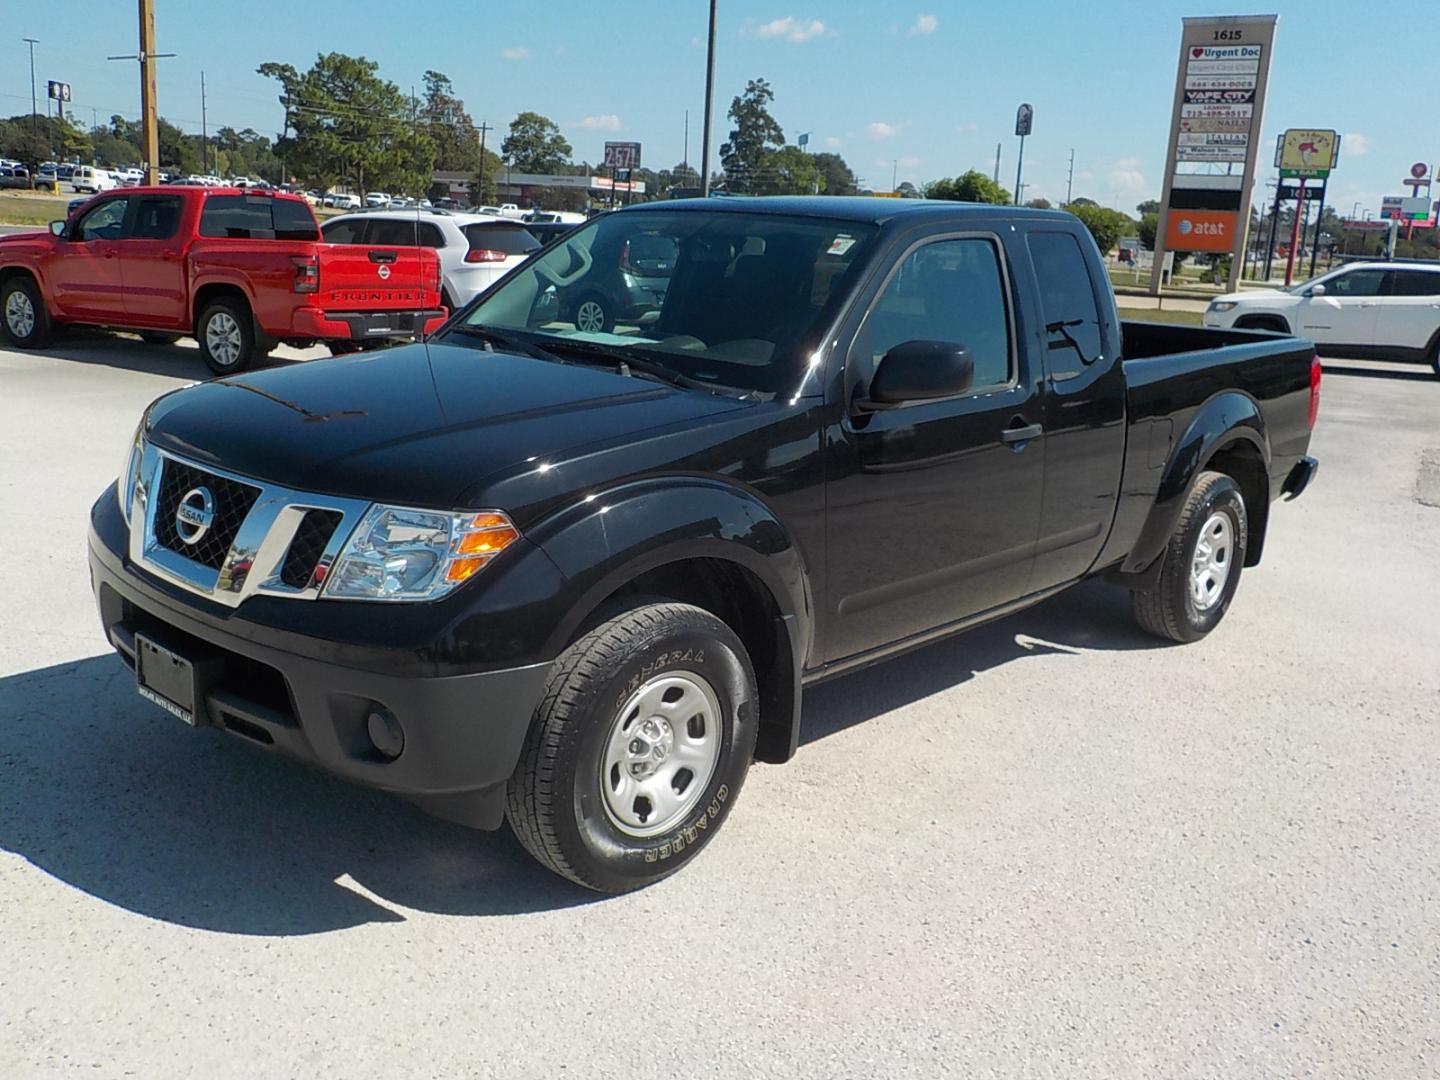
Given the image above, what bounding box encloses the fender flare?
[1121,390,1271,575]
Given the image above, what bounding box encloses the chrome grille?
[278,509,344,589]
[152,459,261,570]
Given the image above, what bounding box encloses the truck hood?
[145,341,748,511]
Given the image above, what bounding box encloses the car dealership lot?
[2,335,1437,1078]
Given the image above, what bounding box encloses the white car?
[365,191,391,207]
[320,209,541,308]
[1204,261,1440,377]
[70,166,117,194]
[524,210,587,225]
[324,191,362,209]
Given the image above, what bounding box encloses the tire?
[1,275,53,348]
[571,292,613,334]
[1132,470,1248,644]
[1429,337,1440,380]
[506,602,759,893]
[139,331,181,345]
[196,298,255,375]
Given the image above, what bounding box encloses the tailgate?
[316,244,441,310]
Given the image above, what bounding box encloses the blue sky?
[1,1,1424,217]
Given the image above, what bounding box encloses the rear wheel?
[1429,337,1440,379]
[196,299,254,375]
[506,602,758,893]
[1131,470,1248,644]
[1,276,52,348]
[572,293,613,334]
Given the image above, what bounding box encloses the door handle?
[368,250,398,264]
[1001,422,1043,445]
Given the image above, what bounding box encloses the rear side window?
[321,218,367,244]
[365,219,429,246]
[199,195,318,240]
[463,223,541,256]
[1027,231,1104,379]
[129,195,182,240]
[1388,270,1440,297]
[1325,269,1386,297]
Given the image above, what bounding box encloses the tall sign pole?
[1013,104,1033,205]
[1151,15,1278,296]
[700,0,717,196]
[107,0,175,186]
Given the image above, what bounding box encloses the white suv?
[1205,261,1440,377]
[320,209,541,308]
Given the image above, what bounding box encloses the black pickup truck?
[88,197,1319,892]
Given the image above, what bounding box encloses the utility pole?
[700,0,717,197]
[476,120,491,204]
[993,142,1001,185]
[200,70,208,176]
[24,39,39,136]
[683,109,689,174]
[1066,148,1075,205]
[892,159,898,192]
[107,0,175,185]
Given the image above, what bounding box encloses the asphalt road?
[2,332,1437,1079]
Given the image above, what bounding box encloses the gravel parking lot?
[2,333,1437,1079]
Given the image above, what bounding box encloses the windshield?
[446,209,879,395]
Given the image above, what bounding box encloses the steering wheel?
[535,243,593,288]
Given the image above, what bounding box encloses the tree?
[810,151,857,196]
[750,145,824,195]
[719,78,784,193]
[501,111,571,173]
[924,169,1010,205]
[1025,196,1053,209]
[1135,198,1160,217]
[258,52,435,193]
[422,70,483,174]
[1069,196,1099,207]
[1068,203,1132,255]
[1137,212,1159,250]
[667,161,701,191]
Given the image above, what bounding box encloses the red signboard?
[1165,209,1239,253]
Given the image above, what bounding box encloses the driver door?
[1295,267,1386,349]
[43,195,130,321]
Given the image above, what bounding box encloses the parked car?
[0,186,444,373]
[1205,260,1440,378]
[548,225,677,332]
[66,195,93,217]
[523,210,586,225]
[365,192,391,207]
[321,208,540,309]
[0,165,32,190]
[522,219,581,246]
[84,197,1319,892]
[70,166,117,195]
[497,203,526,219]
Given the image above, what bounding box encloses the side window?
[859,237,1012,390]
[1389,270,1440,297]
[1326,269,1386,297]
[366,219,422,246]
[417,222,444,248]
[272,198,319,241]
[321,218,367,245]
[76,198,129,242]
[199,195,274,239]
[1027,231,1104,380]
[129,195,182,240]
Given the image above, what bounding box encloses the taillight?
[465,248,507,263]
[1308,355,1322,430]
[291,255,319,293]
[618,239,633,273]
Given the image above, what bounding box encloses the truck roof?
[626,195,1075,227]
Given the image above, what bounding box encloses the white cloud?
[501,46,530,61]
[866,121,901,139]
[955,121,978,133]
[690,35,704,48]
[910,14,938,35]
[824,136,843,148]
[1107,165,1147,192]
[752,16,827,42]
[576,115,622,132]
[898,155,921,168]
[1343,132,1370,156]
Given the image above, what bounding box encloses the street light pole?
[24,38,39,136]
[700,0,717,196]
[106,0,176,186]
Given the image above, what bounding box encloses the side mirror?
[49,220,65,237]
[861,340,974,410]
[1307,283,1326,297]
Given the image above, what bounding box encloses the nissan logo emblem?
[377,264,391,280]
[175,486,216,546]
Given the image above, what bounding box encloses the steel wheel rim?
[5,291,35,338]
[205,312,242,367]
[600,671,723,838]
[1189,511,1234,612]
[576,300,605,332]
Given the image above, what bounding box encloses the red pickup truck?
[0,186,445,373]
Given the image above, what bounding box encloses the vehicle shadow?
[0,581,1155,936]
[800,578,1156,745]
[1324,362,1435,382]
[26,328,309,378]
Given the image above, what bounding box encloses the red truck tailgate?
[316,244,442,311]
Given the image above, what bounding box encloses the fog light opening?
[366,707,405,760]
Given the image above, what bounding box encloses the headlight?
[118,422,145,525]
[1208,301,1238,313]
[323,505,520,602]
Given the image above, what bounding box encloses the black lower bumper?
[325,308,446,340]
[88,520,552,830]
[1283,455,1319,500]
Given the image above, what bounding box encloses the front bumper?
[88,497,551,830]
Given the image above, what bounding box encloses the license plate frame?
[135,633,200,727]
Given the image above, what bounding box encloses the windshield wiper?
[448,324,572,366]
[534,337,730,395]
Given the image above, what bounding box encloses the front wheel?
[571,293,613,334]
[506,602,759,893]
[1429,338,1440,380]
[1131,470,1248,644]
[1,276,53,348]
[196,299,255,375]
